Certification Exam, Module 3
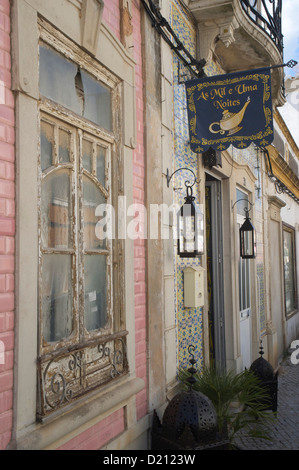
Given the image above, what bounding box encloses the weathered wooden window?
[37,44,127,419]
[39,44,112,130]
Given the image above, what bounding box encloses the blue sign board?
[185,68,273,153]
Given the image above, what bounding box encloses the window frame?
[38,111,115,353]
[13,3,139,446]
[36,33,130,418]
[282,223,298,317]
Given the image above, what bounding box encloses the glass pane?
[284,230,295,314]
[59,129,71,163]
[239,258,250,310]
[236,189,248,217]
[83,176,106,250]
[39,45,80,114]
[239,257,242,310]
[40,120,54,171]
[96,145,106,187]
[178,204,196,254]
[41,170,72,249]
[82,139,92,173]
[81,71,112,130]
[246,260,250,308]
[183,215,195,253]
[84,254,107,332]
[42,254,73,342]
[242,259,246,310]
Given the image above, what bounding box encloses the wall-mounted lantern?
[177,185,204,257]
[202,147,222,170]
[239,208,256,259]
[232,198,255,259]
[165,167,204,258]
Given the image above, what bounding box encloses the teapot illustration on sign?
[209,96,251,136]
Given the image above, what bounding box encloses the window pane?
[39,45,80,114]
[239,256,242,310]
[236,189,248,217]
[82,139,92,173]
[96,145,106,187]
[41,170,72,249]
[59,129,71,163]
[40,120,54,171]
[83,176,106,250]
[84,254,107,332]
[42,254,73,342]
[81,71,112,130]
[284,230,295,314]
[40,46,112,129]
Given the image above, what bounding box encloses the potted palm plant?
[178,365,276,448]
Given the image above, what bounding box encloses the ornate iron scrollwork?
[240,0,283,53]
[37,333,128,418]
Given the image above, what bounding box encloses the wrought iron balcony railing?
[240,0,283,54]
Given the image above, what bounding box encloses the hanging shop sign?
[185,68,273,153]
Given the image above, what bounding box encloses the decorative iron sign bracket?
[268,59,298,70]
[165,167,199,189]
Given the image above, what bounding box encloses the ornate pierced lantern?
[177,186,204,258]
[151,346,229,450]
[249,342,278,412]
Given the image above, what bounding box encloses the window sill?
[10,375,144,450]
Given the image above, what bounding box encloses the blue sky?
[282,0,299,73]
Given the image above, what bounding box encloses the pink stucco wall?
[58,408,125,450]
[0,0,147,451]
[130,2,147,422]
[103,0,147,424]
[59,0,147,450]
[0,0,15,451]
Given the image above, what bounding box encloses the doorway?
[205,175,226,367]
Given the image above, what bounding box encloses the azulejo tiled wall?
[171,0,266,370]
[171,0,204,370]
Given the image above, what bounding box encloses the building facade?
[141,0,299,444]
[0,0,298,451]
[1,0,149,450]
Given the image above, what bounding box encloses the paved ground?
[235,347,299,450]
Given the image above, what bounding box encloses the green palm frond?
[178,365,276,445]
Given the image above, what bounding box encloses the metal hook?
[164,167,199,189]
[231,198,254,215]
[188,344,195,356]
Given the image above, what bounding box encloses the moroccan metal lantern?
[239,208,256,259]
[249,341,278,412]
[151,346,229,450]
[177,186,204,258]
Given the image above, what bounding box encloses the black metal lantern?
[202,147,222,170]
[177,185,204,258]
[151,345,229,450]
[240,208,256,259]
[249,341,278,412]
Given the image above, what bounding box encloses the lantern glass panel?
[196,211,204,253]
[240,217,255,258]
[177,199,204,257]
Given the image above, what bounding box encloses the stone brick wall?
[0,0,15,451]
